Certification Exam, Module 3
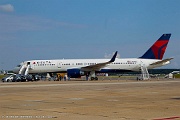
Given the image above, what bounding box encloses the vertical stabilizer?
[140,34,171,60]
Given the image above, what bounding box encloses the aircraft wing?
[81,51,118,71]
[150,58,174,66]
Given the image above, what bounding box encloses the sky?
[0,0,180,70]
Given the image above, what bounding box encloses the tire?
[91,77,94,80]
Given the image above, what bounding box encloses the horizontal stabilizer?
[150,58,173,66]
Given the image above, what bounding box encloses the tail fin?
[140,34,171,60]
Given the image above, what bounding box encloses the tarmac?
[0,79,180,120]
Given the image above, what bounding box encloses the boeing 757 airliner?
[13,34,173,80]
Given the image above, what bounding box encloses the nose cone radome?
[12,67,20,74]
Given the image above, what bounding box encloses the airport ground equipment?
[18,62,31,75]
[57,73,67,81]
[140,64,150,80]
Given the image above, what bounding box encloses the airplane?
[13,34,173,80]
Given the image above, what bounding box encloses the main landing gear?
[90,77,98,80]
[89,71,98,80]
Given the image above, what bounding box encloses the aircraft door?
[27,61,34,69]
[57,62,62,68]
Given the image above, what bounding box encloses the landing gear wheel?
[90,77,98,80]
[91,77,94,80]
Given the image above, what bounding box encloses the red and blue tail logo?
[140,34,171,60]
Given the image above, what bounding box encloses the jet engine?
[67,69,85,78]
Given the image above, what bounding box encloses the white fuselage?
[13,58,169,74]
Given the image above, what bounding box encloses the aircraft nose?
[12,67,20,74]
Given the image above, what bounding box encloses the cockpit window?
[17,65,21,67]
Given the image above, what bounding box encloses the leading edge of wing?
[81,51,118,71]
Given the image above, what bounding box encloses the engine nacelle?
[67,69,85,78]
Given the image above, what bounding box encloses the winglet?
[109,51,118,62]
